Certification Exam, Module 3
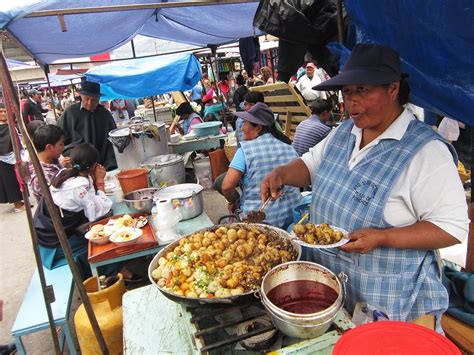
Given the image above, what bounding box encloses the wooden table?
[168,134,225,154]
[88,198,213,277]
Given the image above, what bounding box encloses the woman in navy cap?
[261,44,469,331]
[222,102,302,228]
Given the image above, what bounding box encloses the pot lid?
[108,122,165,137]
[142,154,183,167]
[155,183,203,199]
[333,321,460,355]
[109,127,131,137]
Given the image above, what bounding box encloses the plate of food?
[109,227,143,246]
[85,224,112,245]
[291,223,350,249]
[105,214,148,231]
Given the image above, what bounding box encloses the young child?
[33,143,112,279]
[30,124,70,203]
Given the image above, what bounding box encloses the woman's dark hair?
[250,122,292,145]
[236,74,245,86]
[243,91,264,105]
[32,124,64,152]
[26,120,46,137]
[204,113,218,122]
[176,102,194,116]
[51,143,99,188]
[397,76,410,106]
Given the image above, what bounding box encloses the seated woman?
[33,143,112,280]
[176,102,203,135]
[221,103,303,228]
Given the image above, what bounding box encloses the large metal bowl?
[123,187,160,214]
[148,223,302,307]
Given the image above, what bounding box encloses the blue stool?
[11,264,77,354]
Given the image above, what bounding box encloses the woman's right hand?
[260,169,284,202]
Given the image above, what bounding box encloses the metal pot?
[154,183,203,220]
[141,154,185,188]
[108,122,169,171]
[259,261,346,339]
[148,223,302,307]
[123,187,160,214]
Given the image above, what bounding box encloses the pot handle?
[338,271,348,305]
[253,289,262,301]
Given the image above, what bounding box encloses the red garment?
[218,80,229,95]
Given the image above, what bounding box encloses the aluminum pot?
[154,183,203,220]
[141,154,185,188]
[259,261,346,339]
[148,223,302,308]
[108,122,169,171]
[123,187,160,214]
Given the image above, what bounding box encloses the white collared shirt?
[302,109,469,244]
[50,175,112,222]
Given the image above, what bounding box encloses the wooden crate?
[250,82,311,140]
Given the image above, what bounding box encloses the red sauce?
[267,280,338,314]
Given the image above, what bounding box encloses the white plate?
[291,225,350,249]
[109,227,143,245]
[85,230,111,245]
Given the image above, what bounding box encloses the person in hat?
[261,44,469,331]
[22,88,48,123]
[175,102,203,135]
[221,102,302,228]
[57,81,117,170]
[296,62,327,105]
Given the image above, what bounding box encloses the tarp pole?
[0,52,62,355]
[0,51,110,355]
[44,65,58,121]
[210,45,227,130]
[336,0,344,44]
[131,39,136,58]
[151,96,157,122]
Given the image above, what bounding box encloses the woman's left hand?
[338,228,385,254]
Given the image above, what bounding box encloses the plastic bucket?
[117,168,149,195]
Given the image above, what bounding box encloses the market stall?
[1,1,472,354]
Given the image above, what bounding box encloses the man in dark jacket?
[57,81,117,170]
[22,89,48,123]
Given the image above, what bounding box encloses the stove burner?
[237,317,278,350]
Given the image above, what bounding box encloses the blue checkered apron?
[240,133,303,228]
[306,119,457,329]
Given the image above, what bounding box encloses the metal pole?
[24,0,257,18]
[209,45,227,130]
[0,67,62,355]
[44,65,58,120]
[336,0,344,44]
[131,39,136,58]
[151,96,157,122]
[0,52,110,355]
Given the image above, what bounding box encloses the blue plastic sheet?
[85,53,202,100]
[1,1,261,64]
[344,0,474,124]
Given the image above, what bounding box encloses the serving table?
[88,196,213,277]
[122,285,355,354]
[168,134,226,154]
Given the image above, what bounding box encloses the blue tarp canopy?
[85,53,202,100]
[342,0,474,124]
[1,0,473,124]
[0,0,261,64]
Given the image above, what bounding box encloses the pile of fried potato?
[292,223,344,245]
[151,225,297,298]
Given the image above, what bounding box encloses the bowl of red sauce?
[260,261,346,339]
